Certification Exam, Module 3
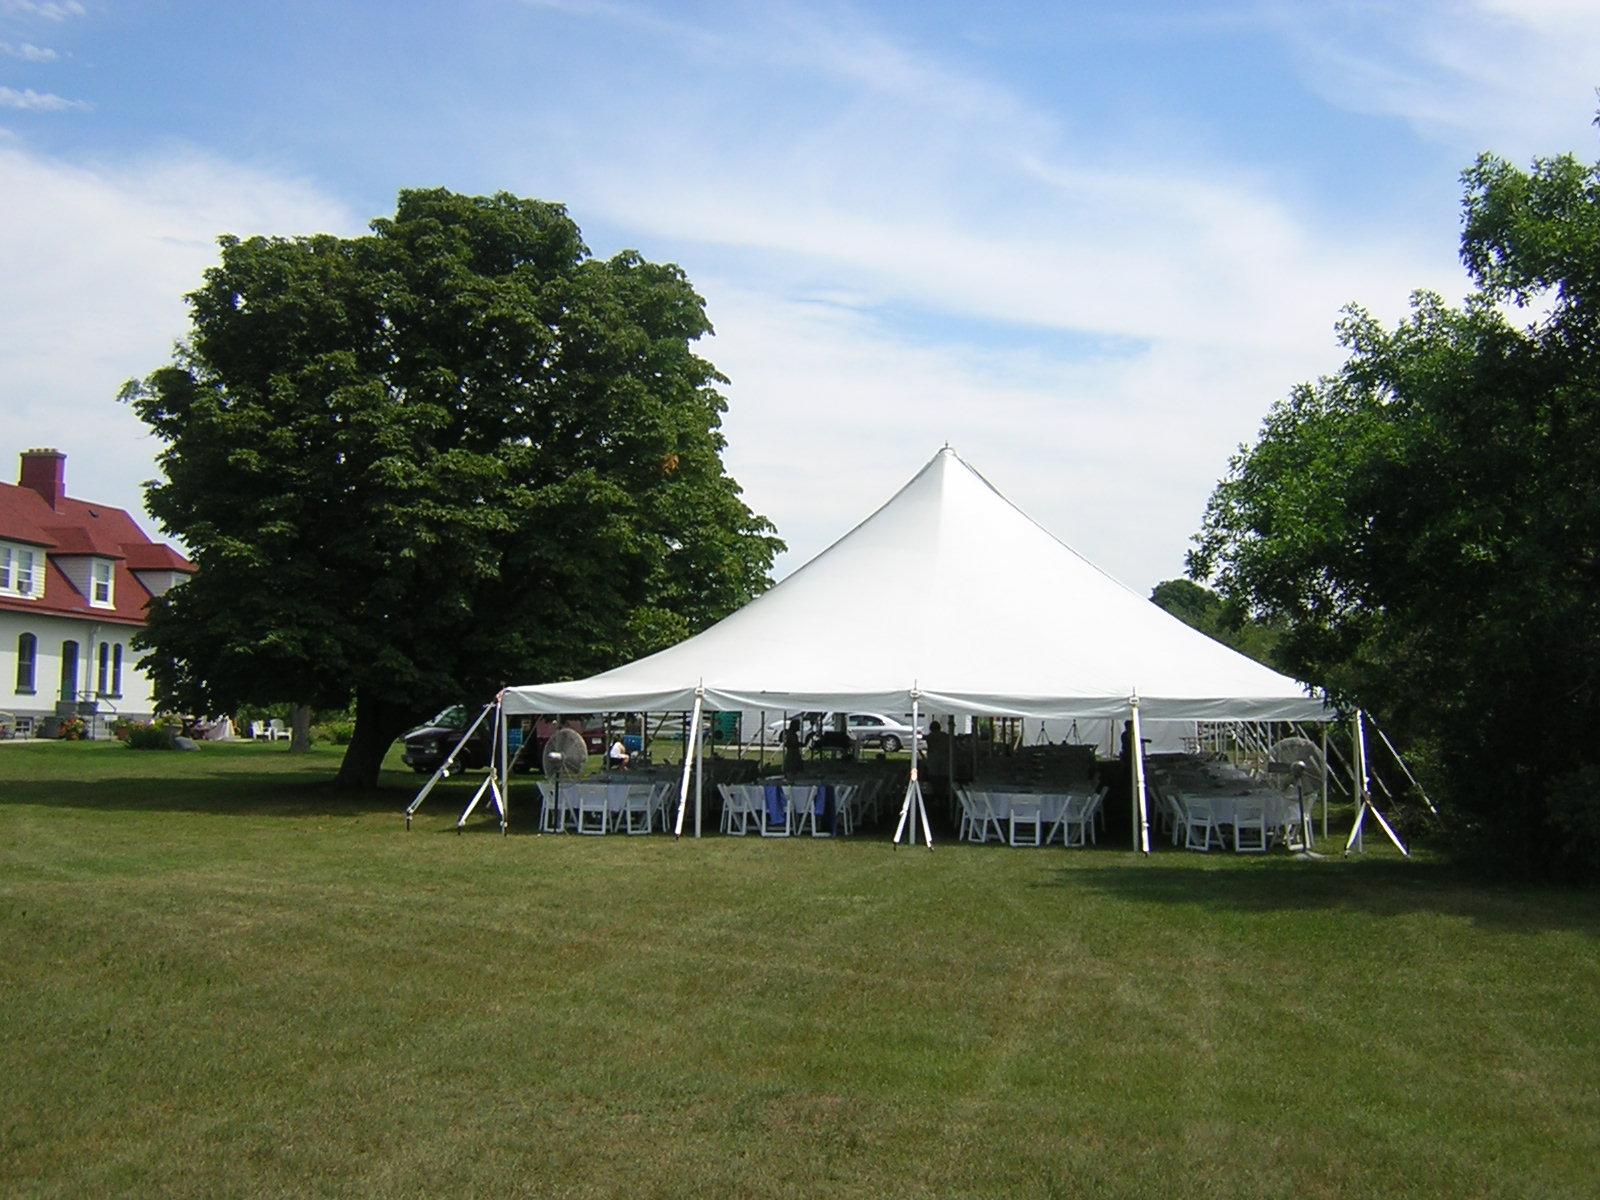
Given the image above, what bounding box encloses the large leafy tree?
[1189,136,1600,879]
[125,189,781,789]
[1148,578,1283,669]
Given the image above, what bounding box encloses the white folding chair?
[538,781,561,833]
[1008,795,1043,847]
[957,788,979,842]
[1046,793,1086,847]
[1184,797,1222,851]
[756,784,790,838]
[622,785,654,835]
[791,785,817,837]
[575,784,609,835]
[967,791,1004,844]
[833,784,856,837]
[1085,786,1107,845]
[1166,791,1188,846]
[718,784,746,835]
[1232,798,1270,853]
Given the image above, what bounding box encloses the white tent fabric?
[504,448,1328,723]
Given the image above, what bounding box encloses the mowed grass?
[2,743,1597,1199]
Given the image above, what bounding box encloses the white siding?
[0,609,158,730]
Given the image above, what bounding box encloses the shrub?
[318,719,356,745]
[57,716,87,741]
[125,722,176,751]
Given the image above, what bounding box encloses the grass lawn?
[2,741,1597,1198]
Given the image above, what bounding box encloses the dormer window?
[0,543,41,599]
[91,560,115,608]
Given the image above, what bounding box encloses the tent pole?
[695,699,705,839]
[1348,710,1367,854]
[405,700,495,829]
[1344,710,1408,857]
[1369,716,1439,818]
[674,693,703,839]
[497,698,510,836]
[1320,722,1330,843]
[1131,697,1150,854]
[894,695,932,850]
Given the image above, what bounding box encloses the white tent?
[502,447,1331,849]
[504,447,1326,723]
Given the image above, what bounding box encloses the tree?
[1189,135,1600,879]
[125,189,782,789]
[1148,578,1283,669]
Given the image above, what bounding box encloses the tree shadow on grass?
[0,772,452,819]
[1039,849,1600,937]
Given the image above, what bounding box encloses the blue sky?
[3,0,1599,589]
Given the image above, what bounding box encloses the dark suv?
[400,707,610,775]
[401,705,493,775]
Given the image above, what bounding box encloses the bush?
[317,719,356,745]
[57,716,87,741]
[125,722,176,751]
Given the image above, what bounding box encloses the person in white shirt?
[608,738,630,770]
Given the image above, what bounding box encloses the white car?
[764,712,923,753]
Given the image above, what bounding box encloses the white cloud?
[1271,0,1600,158]
[0,40,58,61]
[0,141,359,538]
[507,4,1469,585]
[0,0,85,20]
[0,85,85,111]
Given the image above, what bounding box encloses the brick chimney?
[20,448,66,510]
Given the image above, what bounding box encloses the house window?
[91,560,114,608]
[112,644,123,697]
[15,633,36,693]
[0,544,40,598]
[59,640,79,703]
[98,642,110,696]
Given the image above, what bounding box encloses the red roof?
[0,473,193,628]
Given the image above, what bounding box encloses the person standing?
[782,717,804,776]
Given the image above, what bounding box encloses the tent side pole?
[498,700,510,835]
[1351,710,1367,854]
[1320,722,1330,843]
[674,694,704,839]
[893,696,924,849]
[695,702,705,839]
[1131,698,1150,854]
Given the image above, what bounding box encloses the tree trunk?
[335,688,418,791]
[289,703,313,754]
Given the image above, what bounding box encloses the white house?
[0,448,194,738]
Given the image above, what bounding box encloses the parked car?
[401,705,492,775]
[842,712,924,753]
[402,707,608,775]
[763,711,924,753]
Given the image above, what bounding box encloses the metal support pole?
[695,701,705,839]
[1131,698,1151,854]
[1350,711,1367,854]
[892,695,934,850]
[1320,722,1330,843]
[405,701,495,829]
[498,700,510,835]
[1370,717,1439,818]
[674,693,704,839]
